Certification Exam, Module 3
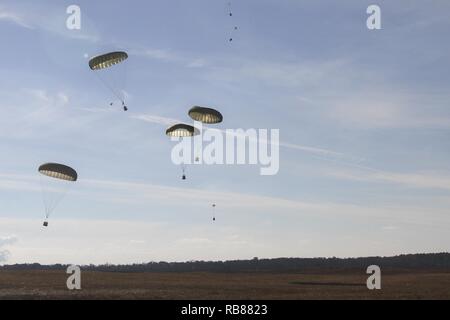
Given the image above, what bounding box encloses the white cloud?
[0,235,18,263]
[0,251,8,263]
[0,235,18,247]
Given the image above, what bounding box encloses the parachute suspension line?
[38,163,78,227]
[39,175,73,220]
[93,71,126,106]
[119,59,129,111]
[39,175,50,220]
[89,51,128,110]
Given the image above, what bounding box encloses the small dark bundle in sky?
[227,1,238,43]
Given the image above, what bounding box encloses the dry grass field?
[0,269,449,300]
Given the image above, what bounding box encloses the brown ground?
[0,270,449,300]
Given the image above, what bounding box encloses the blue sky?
[0,0,449,264]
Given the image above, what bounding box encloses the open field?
[0,270,449,300]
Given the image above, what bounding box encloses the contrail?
[131,112,365,165]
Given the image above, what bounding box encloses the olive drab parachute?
[188,106,223,161]
[166,124,199,180]
[89,51,129,111]
[166,124,200,138]
[38,163,78,227]
[88,51,128,71]
[188,106,223,124]
[39,163,78,181]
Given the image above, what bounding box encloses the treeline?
[1,253,449,273]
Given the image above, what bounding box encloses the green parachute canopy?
[38,163,78,182]
[89,51,128,70]
[188,106,223,124]
[89,51,129,109]
[166,124,200,138]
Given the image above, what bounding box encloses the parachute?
[166,124,200,137]
[89,51,128,71]
[188,107,223,161]
[212,204,216,222]
[188,106,223,124]
[89,51,129,111]
[166,124,199,180]
[38,163,78,227]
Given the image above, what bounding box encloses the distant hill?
[2,253,449,273]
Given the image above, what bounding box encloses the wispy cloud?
[130,48,179,62]
[129,47,208,68]
[329,92,450,129]
[130,113,182,126]
[0,235,18,247]
[131,112,362,163]
[0,4,99,42]
[382,226,399,231]
[207,55,450,130]
[26,89,70,106]
[187,59,208,68]
[2,172,449,229]
[327,169,450,192]
[0,7,34,29]
[1,168,449,265]
[0,88,72,139]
